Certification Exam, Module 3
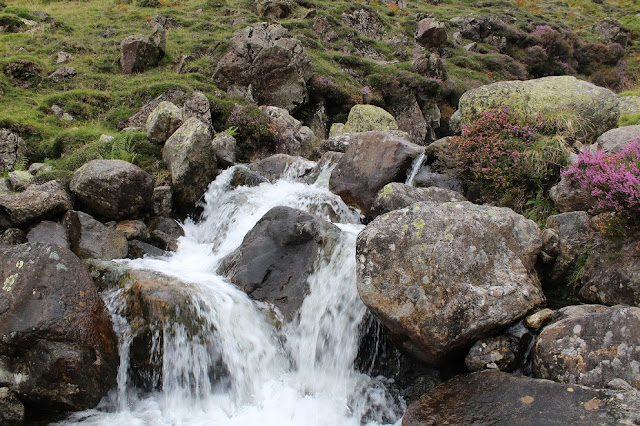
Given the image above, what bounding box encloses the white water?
[404,152,426,187]
[60,160,403,426]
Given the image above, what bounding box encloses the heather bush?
[524,25,574,77]
[225,104,275,162]
[452,106,569,222]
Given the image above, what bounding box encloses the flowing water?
[60,161,404,425]
[404,152,426,187]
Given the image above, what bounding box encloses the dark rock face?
[0,243,118,414]
[0,181,72,230]
[213,23,313,113]
[0,228,26,245]
[402,370,640,425]
[70,159,154,221]
[371,182,465,217]
[356,201,544,365]
[412,169,464,193]
[147,217,184,252]
[230,166,269,189]
[219,206,340,322]
[47,66,77,83]
[255,0,293,18]
[26,220,69,248]
[329,131,423,218]
[594,17,629,46]
[120,25,165,74]
[415,18,447,49]
[341,8,387,40]
[259,106,315,157]
[0,387,24,423]
[0,129,26,174]
[63,210,128,260]
[533,305,640,390]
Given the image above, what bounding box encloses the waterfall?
[59,160,403,426]
[405,152,426,187]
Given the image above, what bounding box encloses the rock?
[411,53,448,81]
[219,206,340,322]
[458,76,620,144]
[0,228,26,245]
[415,18,447,49]
[146,101,183,144]
[147,216,184,252]
[328,123,345,139]
[249,154,314,182]
[162,118,217,209]
[0,178,11,193]
[0,387,24,423]
[533,305,640,389]
[594,17,629,46]
[260,105,315,157]
[120,25,166,74]
[619,96,640,116]
[213,23,313,112]
[128,239,166,259]
[55,51,73,64]
[119,88,185,130]
[70,159,154,220]
[0,129,26,174]
[375,82,432,145]
[152,186,172,217]
[51,104,74,121]
[340,104,399,135]
[356,201,544,365]
[47,66,76,83]
[412,168,464,193]
[595,125,640,154]
[465,335,520,372]
[402,370,640,425]
[312,16,338,42]
[550,175,596,213]
[8,170,33,191]
[0,243,118,413]
[28,162,52,175]
[449,109,462,135]
[26,220,69,248]
[0,181,71,230]
[371,182,465,216]
[230,166,269,188]
[116,220,149,241]
[329,131,423,217]
[303,151,343,185]
[63,210,128,260]
[212,132,236,168]
[457,15,505,43]
[524,308,554,331]
[255,0,293,18]
[181,91,212,130]
[341,8,386,40]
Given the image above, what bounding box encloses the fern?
[100,133,138,164]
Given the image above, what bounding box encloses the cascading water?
[59,160,404,425]
[404,152,426,187]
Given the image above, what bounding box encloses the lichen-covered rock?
[162,117,217,209]
[356,201,544,365]
[249,154,314,182]
[8,170,33,191]
[0,181,72,230]
[402,370,640,425]
[0,387,24,423]
[63,210,128,260]
[329,131,423,217]
[0,228,26,245]
[152,185,172,217]
[119,88,185,130]
[595,125,640,154]
[415,18,447,49]
[181,91,212,130]
[255,0,293,18]
[70,159,154,220]
[533,305,640,389]
[0,129,26,174]
[47,66,77,83]
[146,101,183,144]
[465,335,520,372]
[218,206,341,322]
[371,182,465,216]
[0,243,118,413]
[458,76,620,143]
[213,23,313,112]
[337,104,399,135]
[27,220,69,248]
[212,132,236,168]
[120,25,165,74]
[619,96,640,116]
[259,106,315,157]
[341,8,387,40]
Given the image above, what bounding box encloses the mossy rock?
[458,76,620,144]
[334,104,399,136]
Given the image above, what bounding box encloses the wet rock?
[70,159,154,221]
[146,101,183,144]
[0,181,72,230]
[116,220,149,241]
[162,117,217,209]
[147,216,184,252]
[0,243,118,413]
[341,8,386,40]
[595,125,640,154]
[120,25,165,74]
[0,129,26,174]
[128,239,166,259]
[412,169,464,193]
[255,0,293,18]
[329,131,423,217]
[230,166,269,188]
[213,23,313,112]
[415,18,447,49]
[303,151,343,185]
[260,106,315,157]
[533,305,640,389]
[0,387,24,423]
[152,186,172,217]
[219,206,341,322]
[371,182,465,216]
[356,201,544,365]
[465,335,520,372]
[26,220,69,248]
[0,228,26,245]
[249,154,314,182]
[63,210,128,260]
[402,370,640,425]
[47,66,76,83]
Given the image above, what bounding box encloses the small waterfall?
[59,160,402,425]
[405,152,426,187]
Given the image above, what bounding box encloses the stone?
[402,370,640,425]
[147,216,184,252]
[415,18,447,49]
[411,53,448,81]
[152,186,172,217]
[218,206,341,323]
[8,170,33,191]
[594,17,629,46]
[0,243,118,413]
[255,0,293,18]
[329,131,423,217]
[550,175,596,213]
[412,168,464,193]
[338,105,399,135]
[146,101,183,144]
[162,118,217,209]
[356,201,544,365]
[465,335,520,372]
[212,132,237,168]
[524,308,554,330]
[312,16,338,42]
[260,105,315,157]
[0,178,11,193]
[0,181,71,230]
[371,182,465,216]
[213,23,313,113]
[26,220,69,248]
[70,159,154,220]
[449,109,462,135]
[55,51,73,64]
[116,220,149,241]
[595,125,640,154]
[63,210,128,260]
[0,129,26,174]
[230,166,269,188]
[341,8,386,40]
[458,76,620,144]
[250,154,314,183]
[0,388,24,423]
[182,91,212,130]
[47,66,77,83]
[533,305,640,389]
[619,96,640,116]
[120,25,166,74]
[128,239,166,259]
[119,88,185,130]
[303,151,343,185]
[51,104,74,121]
[0,228,26,245]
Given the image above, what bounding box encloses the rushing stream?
[59,160,405,425]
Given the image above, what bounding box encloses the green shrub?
[225,104,275,162]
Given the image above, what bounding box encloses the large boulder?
[213,23,313,113]
[219,206,341,322]
[533,305,640,389]
[249,154,314,182]
[255,0,293,18]
[63,210,128,260]
[120,25,165,74]
[146,101,184,144]
[458,76,620,143]
[0,243,118,413]
[415,18,447,49]
[181,91,213,130]
[119,88,185,130]
[338,104,399,135]
[162,117,217,208]
[26,220,69,249]
[371,182,465,216]
[356,201,544,365]
[403,370,640,425]
[595,125,640,154]
[70,159,154,221]
[0,129,26,174]
[549,175,596,213]
[259,106,315,157]
[0,181,72,230]
[329,131,423,217]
